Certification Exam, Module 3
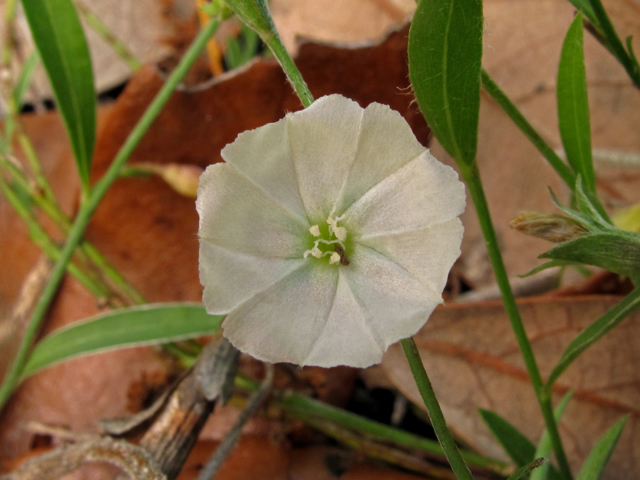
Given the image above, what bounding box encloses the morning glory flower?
[197,94,465,368]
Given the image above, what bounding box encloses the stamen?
[329,252,341,265]
[309,224,321,237]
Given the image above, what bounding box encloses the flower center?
[304,215,350,266]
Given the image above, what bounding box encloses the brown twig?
[138,337,240,479]
[0,437,165,480]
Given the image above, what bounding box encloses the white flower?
[197,94,465,368]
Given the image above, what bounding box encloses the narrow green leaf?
[224,0,274,39]
[520,259,575,278]
[13,51,40,108]
[557,13,595,193]
[21,0,96,190]
[547,288,640,387]
[506,458,546,480]
[565,0,597,24]
[21,303,222,379]
[576,416,627,480]
[531,392,573,480]
[479,409,536,467]
[540,231,640,278]
[408,0,483,165]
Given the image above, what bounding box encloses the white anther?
[329,252,341,265]
[309,225,321,237]
[333,226,347,242]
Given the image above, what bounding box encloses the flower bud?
[130,162,203,198]
[510,211,587,243]
[222,0,274,40]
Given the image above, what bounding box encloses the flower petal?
[199,242,306,314]
[302,271,385,368]
[221,263,339,365]
[356,218,464,296]
[287,95,363,220]
[333,102,426,215]
[294,243,446,368]
[344,151,465,238]
[220,118,307,222]
[196,163,309,257]
[340,244,442,352]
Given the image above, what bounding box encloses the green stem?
[16,121,58,207]
[0,177,110,300]
[400,338,474,480]
[74,0,142,72]
[480,69,575,188]
[235,374,508,474]
[0,155,146,305]
[459,162,573,480]
[264,34,314,108]
[588,0,640,88]
[0,19,220,413]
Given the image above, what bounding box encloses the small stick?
[196,364,274,480]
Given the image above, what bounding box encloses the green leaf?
[565,0,597,24]
[479,409,536,467]
[224,0,275,39]
[21,303,222,379]
[557,13,595,194]
[531,392,573,480]
[21,0,96,190]
[13,51,40,108]
[520,259,575,278]
[576,416,628,480]
[540,231,640,278]
[408,0,483,165]
[547,288,640,387]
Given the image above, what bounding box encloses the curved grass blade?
[13,51,40,108]
[576,416,627,480]
[557,13,595,194]
[479,409,536,467]
[408,0,483,165]
[531,392,573,480]
[546,288,640,387]
[21,303,222,379]
[21,0,96,191]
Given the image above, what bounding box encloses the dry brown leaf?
[381,296,640,479]
[270,0,415,54]
[178,439,428,480]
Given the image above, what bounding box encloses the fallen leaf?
[270,0,415,54]
[381,296,640,479]
[0,25,424,462]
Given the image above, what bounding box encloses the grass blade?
[576,416,627,480]
[557,13,595,193]
[21,303,222,379]
[21,0,96,191]
[531,392,573,480]
[408,0,483,165]
[546,288,640,387]
[479,409,536,467]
